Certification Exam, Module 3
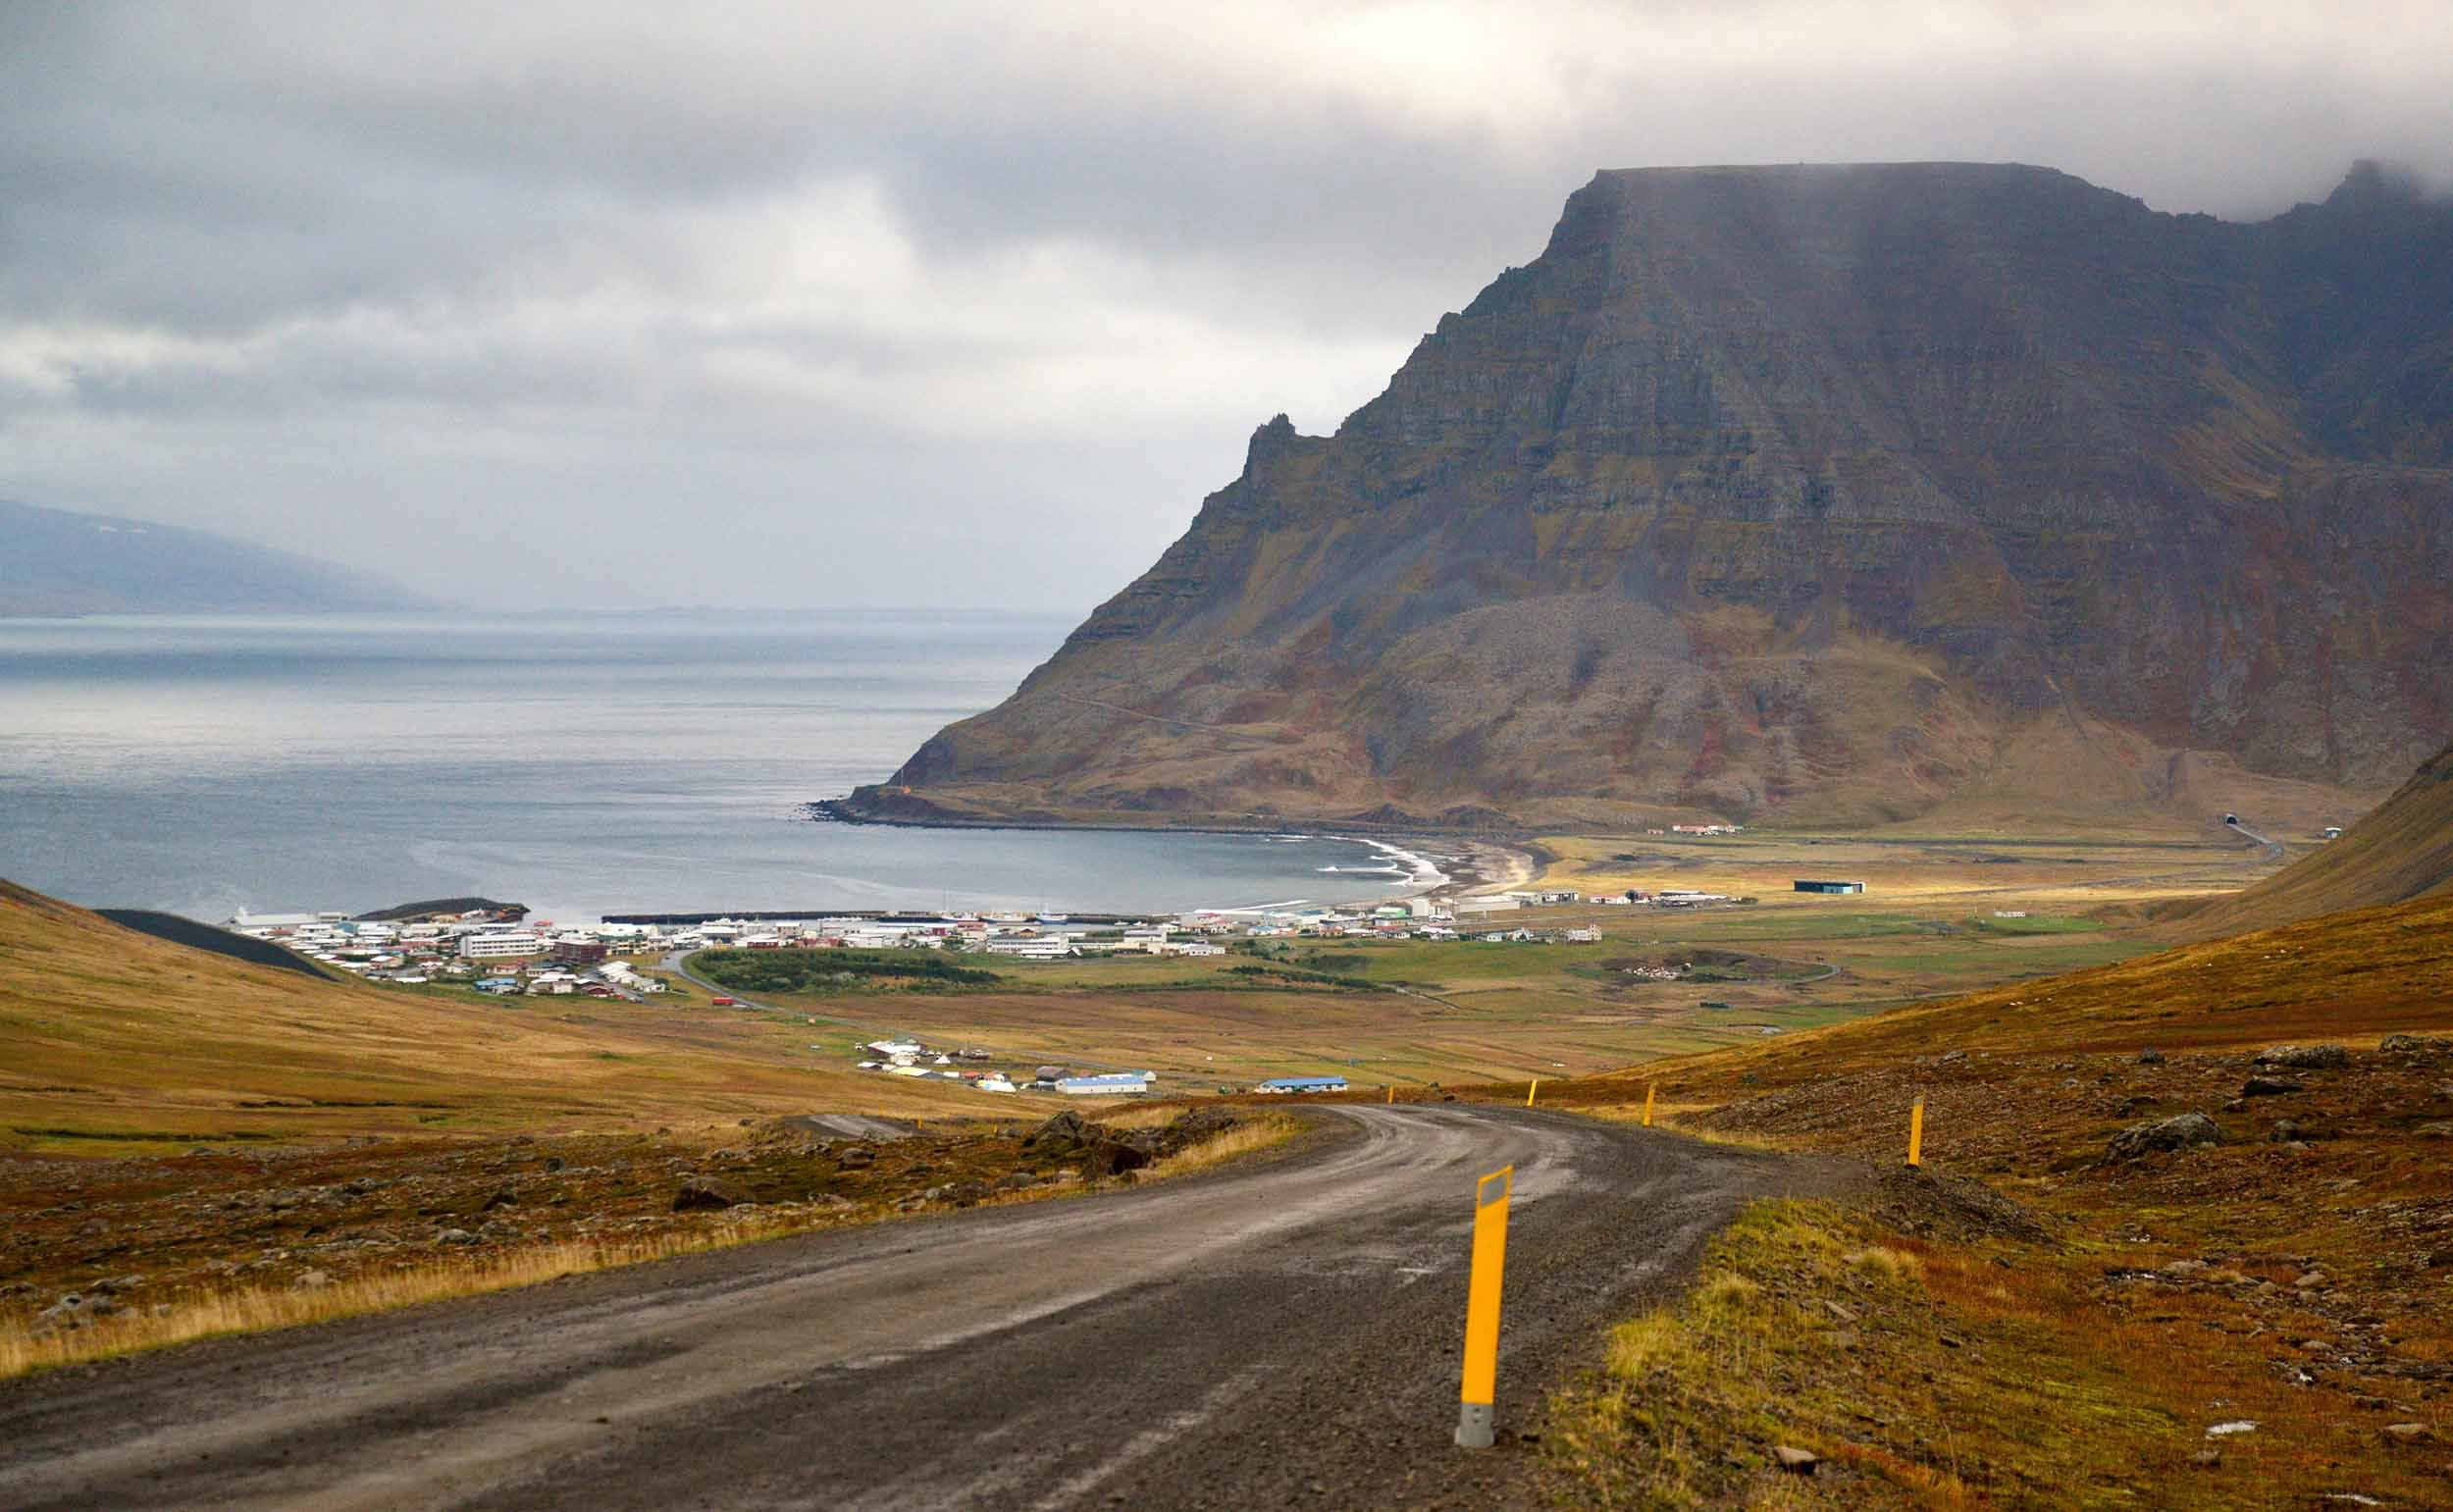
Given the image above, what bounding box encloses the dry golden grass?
[0,1216,796,1380]
[0,1106,1297,1381]
[1537,875,2453,1504]
[1540,1197,2418,1507]
[1570,1101,1807,1152]
[1086,1102,1182,1130]
[1545,890,2453,1115]
[0,882,971,1149]
[1143,1112,1300,1177]
[1529,823,2284,914]
[2165,740,2453,939]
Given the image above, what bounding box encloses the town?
[223,881,1782,989]
[220,881,1806,1100]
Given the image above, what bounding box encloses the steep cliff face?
[863,162,2453,830]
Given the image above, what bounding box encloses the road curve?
[0,1107,1826,1510]
[2226,818,2286,864]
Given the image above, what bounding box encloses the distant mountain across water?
[0,498,430,615]
[857,160,2453,834]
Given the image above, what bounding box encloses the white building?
[460,933,546,960]
[984,937,1072,960]
[1057,1072,1156,1096]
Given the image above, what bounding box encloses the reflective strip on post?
[1456,1164,1514,1449]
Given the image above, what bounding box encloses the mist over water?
[0,612,1403,920]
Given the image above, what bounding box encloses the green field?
[682,882,2170,1091]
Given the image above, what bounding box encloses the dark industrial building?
[1793,879,1866,895]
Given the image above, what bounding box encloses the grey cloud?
[1,2,2448,609]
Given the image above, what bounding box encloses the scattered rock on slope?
[672,1174,755,1212]
[2110,1114,2222,1161]
[2256,1045,2348,1070]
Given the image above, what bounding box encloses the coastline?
[805,800,1541,912]
[1424,837,1546,901]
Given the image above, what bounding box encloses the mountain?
[856,161,2453,832]
[0,498,427,615]
[2169,741,2453,939]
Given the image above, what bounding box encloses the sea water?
[0,611,1432,921]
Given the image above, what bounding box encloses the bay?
[0,611,1424,921]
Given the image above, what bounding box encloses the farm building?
[1793,879,1866,895]
[1255,1075,1349,1094]
[1056,1072,1156,1096]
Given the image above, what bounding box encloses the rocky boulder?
[2255,1045,2348,1069]
[1080,1135,1156,1178]
[1153,1106,1242,1154]
[671,1174,755,1212]
[2109,1113,2222,1161]
[1025,1111,1090,1154]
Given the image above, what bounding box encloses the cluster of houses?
[852,1036,1160,1097]
[231,880,1689,1003]
[1458,886,1748,915]
[849,1036,1361,1101]
[227,907,667,999]
[598,899,1595,956]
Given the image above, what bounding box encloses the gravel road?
[0,1106,1824,1509]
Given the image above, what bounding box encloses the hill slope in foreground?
[0,498,426,615]
[1510,888,2453,1502]
[861,160,2453,833]
[2166,740,2453,940]
[0,881,948,1150]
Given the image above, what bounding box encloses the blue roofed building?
[1256,1075,1348,1094]
[1055,1071,1156,1096]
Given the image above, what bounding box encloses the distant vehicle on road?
[710,995,738,1007]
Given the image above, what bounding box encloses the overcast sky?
[3,3,2447,612]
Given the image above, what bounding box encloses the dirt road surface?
[0,1106,1822,1509]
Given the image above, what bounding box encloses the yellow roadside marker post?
[1386,1085,1395,1105]
[1642,1083,1656,1127]
[1456,1165,1514,1448]
[1526,1078,1539,1107]
[1907,1099,1925,1167]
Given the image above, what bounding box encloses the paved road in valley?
[2224,817,2287,864]
[0,1107,1826,1509]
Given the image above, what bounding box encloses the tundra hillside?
[1483,761,2453,1504]
[859,161,2453,835]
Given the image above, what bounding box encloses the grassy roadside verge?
[0,1108,1299,1382]
[1542,1184,2448,1507]
[1498,893,2453,1504]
